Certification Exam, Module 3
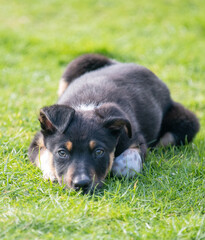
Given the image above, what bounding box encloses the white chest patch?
[74,103,98,111]
[111,148,143,178]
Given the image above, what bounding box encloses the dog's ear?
[95,103,132,138]
[39,104,75,134]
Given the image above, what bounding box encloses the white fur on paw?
[111,149,142,177]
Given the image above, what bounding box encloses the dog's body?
[29,54,199,193]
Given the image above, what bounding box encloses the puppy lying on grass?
[29,54,200,193]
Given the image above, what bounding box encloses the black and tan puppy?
[28,54,200,193]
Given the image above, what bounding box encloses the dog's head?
[39,103,132,193]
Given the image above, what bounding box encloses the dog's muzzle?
[72,174,92,192]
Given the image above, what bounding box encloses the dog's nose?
[72,175,91,190]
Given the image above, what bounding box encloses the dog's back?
[58,63,172,144]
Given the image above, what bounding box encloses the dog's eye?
[57,149,67,158]
[94,148,105,158]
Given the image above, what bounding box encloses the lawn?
[0,0,205,239]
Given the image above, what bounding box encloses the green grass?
[0,0,205,239]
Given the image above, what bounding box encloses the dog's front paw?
[111,148,143,178]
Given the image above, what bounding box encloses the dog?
[28,54,200,193]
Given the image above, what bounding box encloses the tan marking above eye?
[89,140,96,150]
[66,141,73,151]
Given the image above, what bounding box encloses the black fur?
[29,54,200,192]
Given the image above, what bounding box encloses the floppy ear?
[95,103,132,138]
[39,104,75,134]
